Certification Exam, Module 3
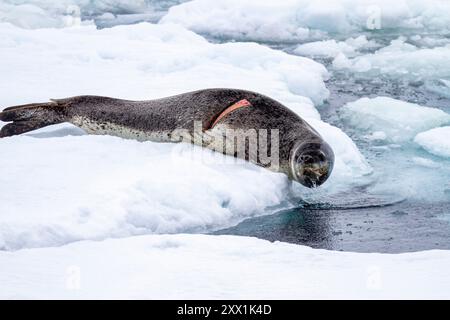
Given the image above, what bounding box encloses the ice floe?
[414,127,450,158]
[333,37,450,79]
[412,156,441,169]
[294,36,375,59]
[340,97,450,142]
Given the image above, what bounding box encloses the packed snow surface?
[415,127,450,158]
[2,234,450,299]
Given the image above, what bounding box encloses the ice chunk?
[340,97,450,142]
[412,157,441,168]
[334,38,450,79]
[332,53,352,69]
[409,35,450,48]
[295,39,356,58]
[414,127,450,158]
[1,234,450,299]
[425,79,450,98]
[294,36,377,61]
[365,131,387,141]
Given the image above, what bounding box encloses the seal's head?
[290,141,334,188]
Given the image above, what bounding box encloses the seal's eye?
[291,142,334,188]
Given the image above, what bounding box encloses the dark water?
[214,201,450,253]
[213,34,450,253]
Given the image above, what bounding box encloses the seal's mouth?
[290,142,334,188]
[298,161,330,188]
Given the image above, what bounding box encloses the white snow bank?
[0,22,328,110]
[414,127,450,158]
[161,0,450,42]
[340,97,450,142]
[0,134,289,250]
[2,234,450,299]
[333,37,450,78]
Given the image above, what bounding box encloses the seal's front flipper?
[0,101,68,138]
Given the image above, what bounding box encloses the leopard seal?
[0,88,334,187]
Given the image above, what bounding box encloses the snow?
[3,0,450,38]
[340,97,450,142]
[294,36,374,58]
[1,234,450,299]
[333,37,450,79]
[162,0,450,42]
[0,134,290,250]
[0,0,188,28]
[295,39,356,58]
[414,127,450,158]
[365,131,388,141]
[0,22,328,109]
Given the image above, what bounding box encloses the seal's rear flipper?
[0,101,68,138]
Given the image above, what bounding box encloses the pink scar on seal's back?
[209,99,252,129]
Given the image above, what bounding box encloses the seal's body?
[0,89,334,187]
